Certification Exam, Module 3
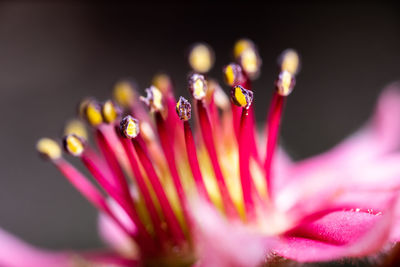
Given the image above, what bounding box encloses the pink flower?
[1,40,400,267]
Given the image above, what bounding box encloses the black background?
[0,2,399,253]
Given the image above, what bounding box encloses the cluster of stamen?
[36,39,300,263]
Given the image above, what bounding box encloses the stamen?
[152,73,173,94]
[64,119,88,140]
[55,159,136,239]
[204,81,228,152]
[78,98,93,118]
[264,70,297,199]
[176,97,210,201]
[63,134,85,157]
[94,127,135,203]
[36,138,62,161]
[223,63,244,87]
[188,73,207,100]
[113,80,136,108]
[234,39,262,80]
[154,111,190,227]
[278,49,300,75]
[63,133,137,220]
[120,115,140,139]
[117,125,168,246]
[233,38,254,59]
[62,134,119,192]
[176,97,191,121]
[102,100,121,124]
[140,86,164,113]
[83,100,103,126]
[36,138,136,239]
[62,134,154,246]
[239,48,261,79]
[231,85,253,110]
[188,43,215,73]
[222,63,252,139]
[153,74,185,149]
[275,70,296,96]
[231,87,255,219]
[196,100,238,218]
[120,116,186,244]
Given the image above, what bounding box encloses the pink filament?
[232,72,260,163]
[132,137,186,244]
[118,134,168,246]
[80,152,154,248]
[238,109,255,220]
[183,121,210,202]
[264,92,286,199]
[95,128,131,198]
[196,100,238,218]
[54,159,135,238]
[155,112,190,225]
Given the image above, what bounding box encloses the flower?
[2,40,400,267]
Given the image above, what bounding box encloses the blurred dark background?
[0,2,399,251]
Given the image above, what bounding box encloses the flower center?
[36,39,301,263]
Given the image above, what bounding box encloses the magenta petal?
[275,208,395,262]
[286,211,381,245]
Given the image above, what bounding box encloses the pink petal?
[275,153,400,221]
[285,84,400,186]
[0,227,71,267]
[98,199,138,258]
[270,147,293,193]
[190,200,276,267]
[0,226,136,267]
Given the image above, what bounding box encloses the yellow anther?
[140,86,164,112]
[36,138,62,160]
[120,115,140,139]
[63,134,85,157]
[64,119,88,140]
[188,73,207,100]
[231,85,253,109]
[225,65,235,86]
[233,39,254,59]
[275,70,296,96]
[113,81,136,108]
[85,101,103,126]
[279,49,300,75]
[78,98,92,119]
[241,49,257,72]
[152,73,172,94]
[176,96,191,121]
[102,100,120,124]
[239,48,261,79]
[188,43,215,73]
[223,63,242,86]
